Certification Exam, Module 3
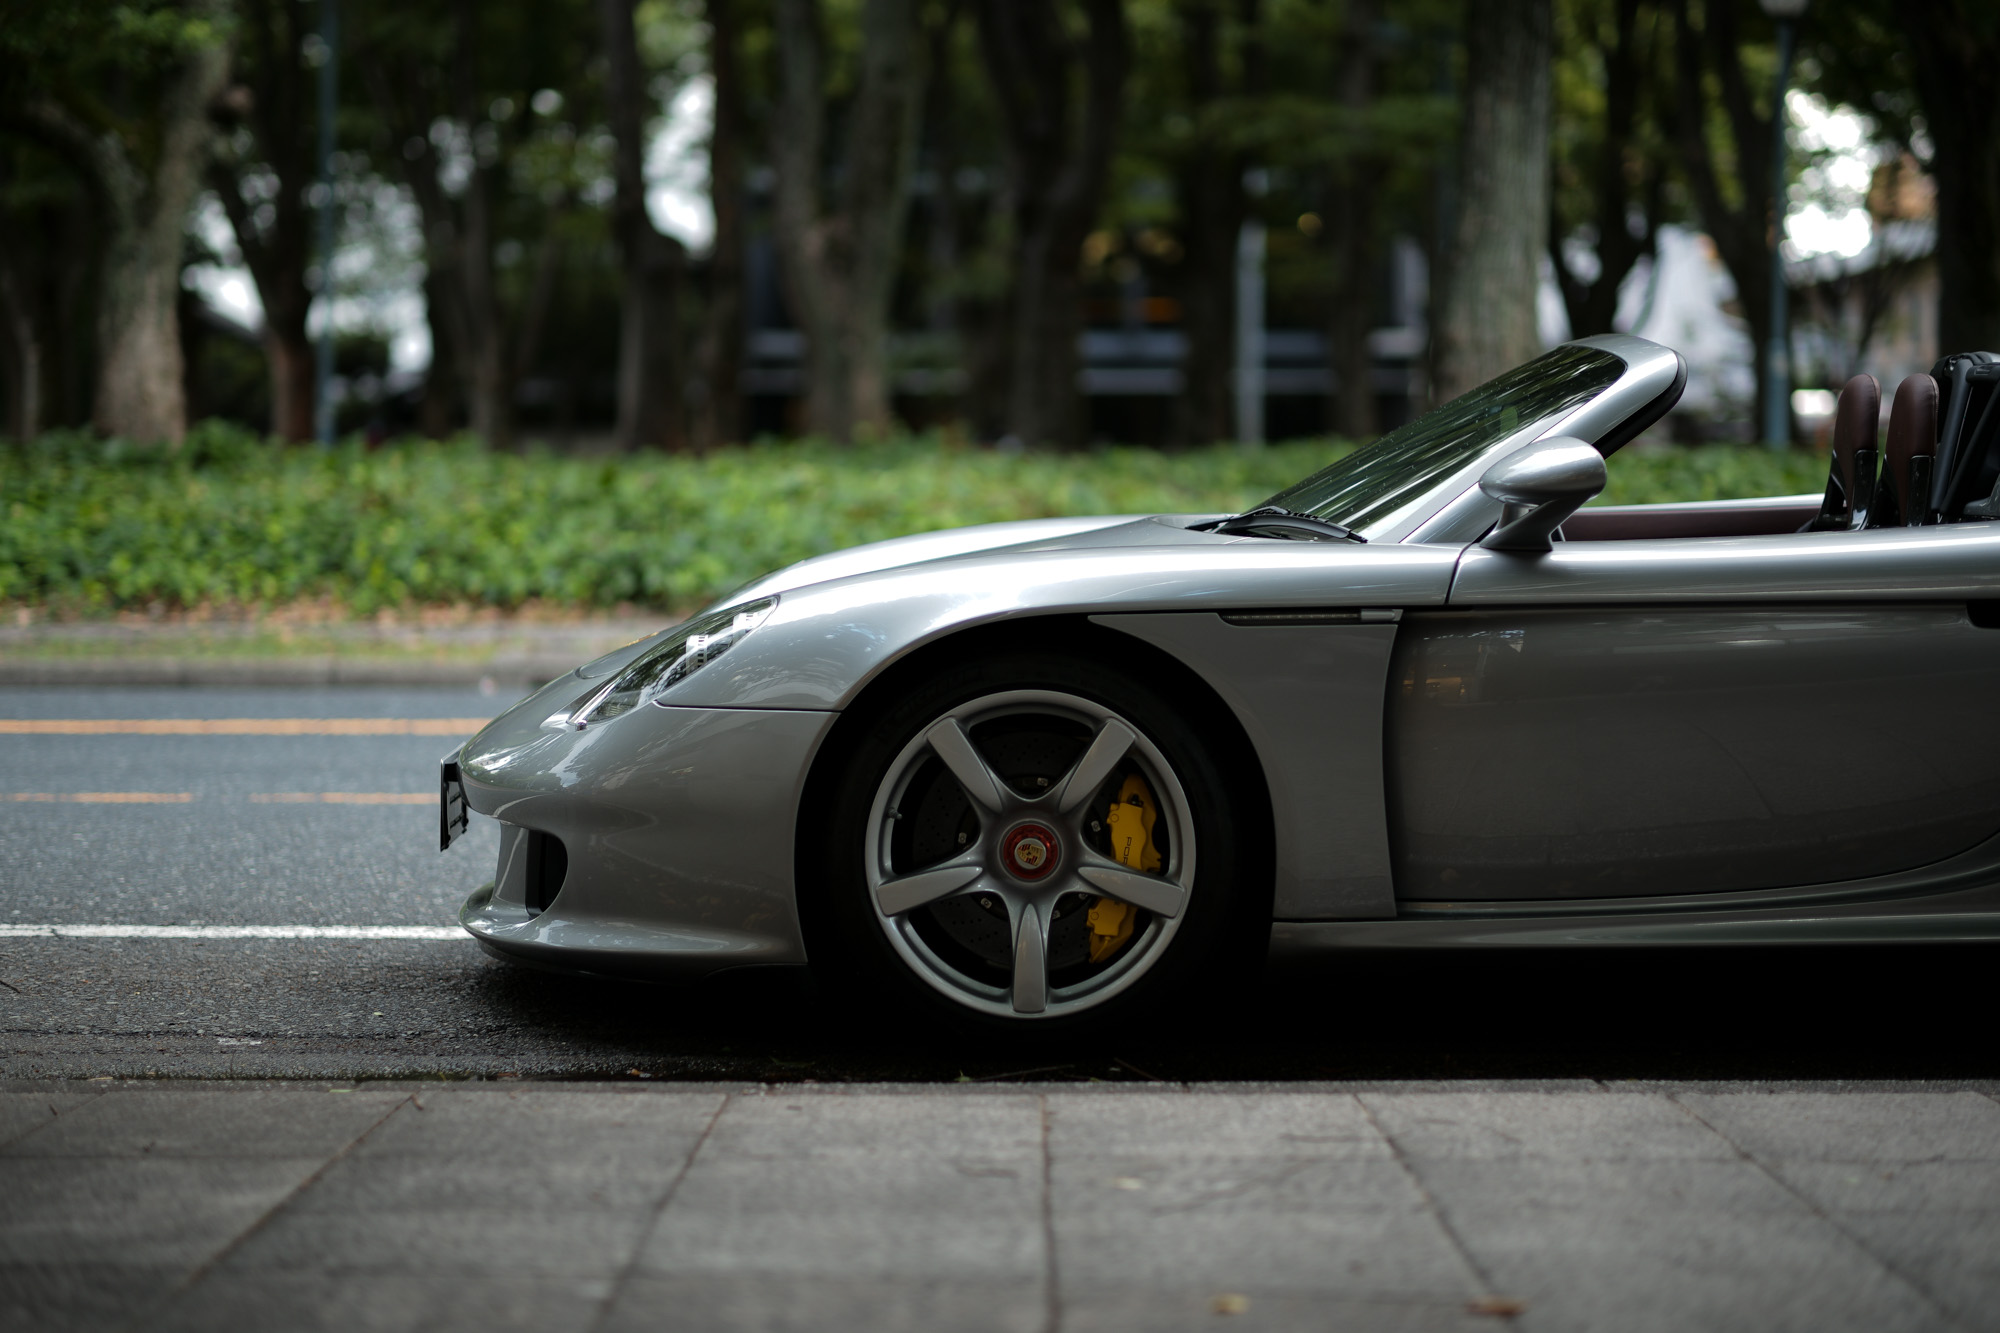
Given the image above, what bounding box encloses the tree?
[1433,0,1552,401]
[1323,0,1381,438]
[977,0,1131,448]
[209,0,319,442]
[357,0,595,449]
[1168,0,1260,445]
[0,144,91,439]
[601,0,688,452]
[0,208,36,438]
[1803,0,1999,356]
[1548,0,1671,340]
[770,0,926,442]
[695,0,748,449]
[1665,0,1782,434]
[1894,8,1999,353]
[5,0,231,443]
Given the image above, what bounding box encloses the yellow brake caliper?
[1088,773,1161,962]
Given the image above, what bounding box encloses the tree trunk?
[94,225,192,442]
[1434,0,1551,402]
[1173,0,1253,446]
[25,4,229,443]
[602,0,689,451]
[976,0,1131,449]
[771,0,924,442]
[216,147,314,442]
[265,330,314,442]
[1549,0,1662,342]
[1326,0,1378,439]
[1668,0,1778,436]
[419,266,460,438]
[0,247,41,440]
[696,0,747,449]
[1899,9,2000,354]
[211,0,318,441]
[447,1,513,450]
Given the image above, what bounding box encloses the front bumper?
[455,696,839,981]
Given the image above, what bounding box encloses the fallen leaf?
[1112,1177,1146,1191]
[1212,1293,1250,1315]
[1468,1296,1527,1317]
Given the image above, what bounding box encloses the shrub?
[0,425,1828,615]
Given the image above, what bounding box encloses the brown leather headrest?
[1885,372,1939,517]
[1832,374,1880,493]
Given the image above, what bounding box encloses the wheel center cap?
[1002,822,1060,880]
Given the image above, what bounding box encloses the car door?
[1388,523,2000,901]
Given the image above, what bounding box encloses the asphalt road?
[3,684,1999,1084]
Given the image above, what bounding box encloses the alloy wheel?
[865,689,1197,1020]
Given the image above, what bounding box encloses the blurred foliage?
[1,420,1827,616]
[1597,442,1824,506]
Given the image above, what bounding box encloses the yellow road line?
[4,792,193,804]
[0,718,489,736]
[248,793,433,805]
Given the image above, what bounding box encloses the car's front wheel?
[807,650,1267,1031]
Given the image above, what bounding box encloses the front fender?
[666,538,1461,710]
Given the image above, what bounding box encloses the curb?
[0,657,578,688]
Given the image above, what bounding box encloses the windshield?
[1260,344,1626,532]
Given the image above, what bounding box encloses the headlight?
[569,597,776,727]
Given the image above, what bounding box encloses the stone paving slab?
[0,1083,1995,1332]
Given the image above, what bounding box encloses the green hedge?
[0,422,1828,615]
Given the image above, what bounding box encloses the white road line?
[0,924,466,940]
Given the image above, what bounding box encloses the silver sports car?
[446,333,2000,1028]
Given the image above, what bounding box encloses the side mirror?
[1478,436,1607,553]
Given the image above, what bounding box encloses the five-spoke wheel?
[808,644,1266,1031]
[865,689,1197,1019]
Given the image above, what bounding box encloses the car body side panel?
[459,704,832,977]
[1093,612,1400,920]
[668,538,1462,711]
[1388,604,2000,900]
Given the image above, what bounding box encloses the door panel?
[1389,605,2000,900]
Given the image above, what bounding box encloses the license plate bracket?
[440,754,469,851]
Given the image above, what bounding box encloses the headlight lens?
[570,597,776,726]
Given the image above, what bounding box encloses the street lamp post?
[1760,0,1808,449]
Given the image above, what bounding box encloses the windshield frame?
[1261,335,1686,545]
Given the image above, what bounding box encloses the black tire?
[800,643,1271,1035]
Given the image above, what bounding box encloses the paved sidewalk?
[4,1081,1996,1332]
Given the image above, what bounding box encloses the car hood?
[723,513,1226,606]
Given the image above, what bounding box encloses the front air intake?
[525,830,569,915]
